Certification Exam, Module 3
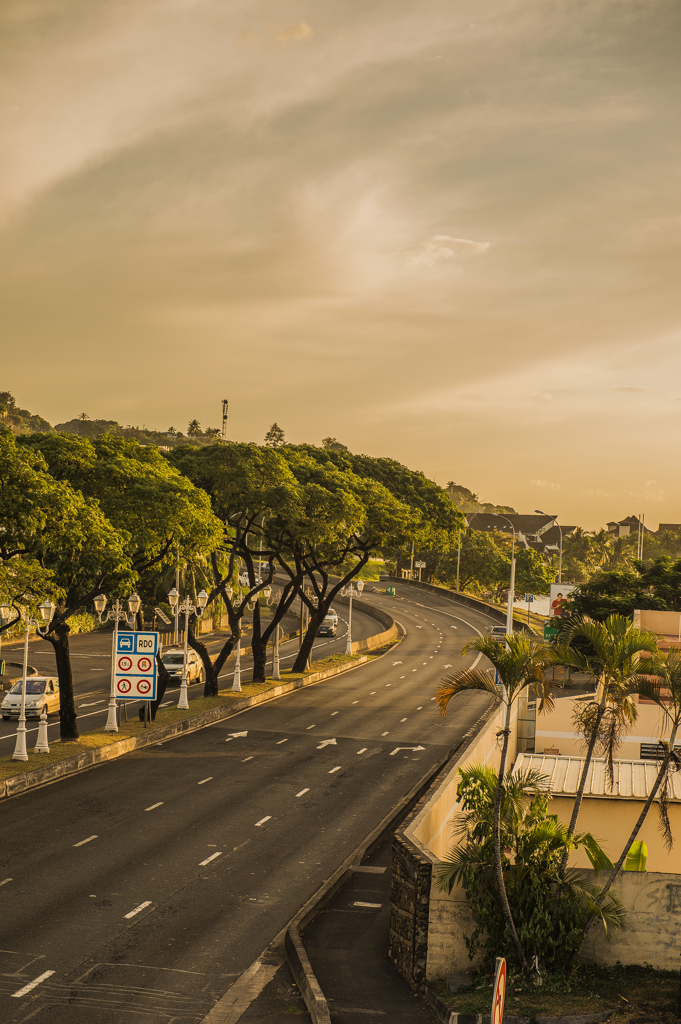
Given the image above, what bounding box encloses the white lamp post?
[342,579,364,655]
[94,592,142,732]
[168,587,208,709]
[13,599,55,761]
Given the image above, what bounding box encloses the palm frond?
[437,669,500,715]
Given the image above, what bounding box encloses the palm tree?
[591,647,681,911]
[437,633,552,978]
[550,615,659,874]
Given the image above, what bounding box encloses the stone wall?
[388,831,433,987]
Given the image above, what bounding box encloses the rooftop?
[513,753,681,802]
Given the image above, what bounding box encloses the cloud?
[612,386,651,393]
[584,488,615,498]
[628,482,667,502]
[266,22,313,45]
[531,479,561,491]
[401,235,490,268]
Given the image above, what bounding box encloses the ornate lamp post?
[13,599,55,761]
[167,588,208,709]
[94,592,142,732]
[342,579,364,655]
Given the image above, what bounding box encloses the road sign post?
[491,957,506,1024]
[114,632,159,701]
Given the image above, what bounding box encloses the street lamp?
[341,579,364,655]
[167,588,208,709]
[535,510,562,584]
[13,599,56,761]
[94,592,143,732]
[493,515,516,637]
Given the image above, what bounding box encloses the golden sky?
[2,0,680,528]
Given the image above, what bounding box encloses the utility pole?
[221,398,229,441]
[410,540,415,580]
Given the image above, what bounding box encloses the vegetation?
[436,764,622,975]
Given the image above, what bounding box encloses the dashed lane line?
[11,971,55,998]
[255,816,271,827]
[276,738,288,744]
[199,852,223,866]
[198,777,213,785]
[73,835,98,847]
[296,789,309,797]
[357,748,367,754]
[124,901,152,919]
[145,802,163,811]
[328,766,342,774]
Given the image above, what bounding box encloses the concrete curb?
[284,709,499,1024]
[0,654,390,803]
[424,985,615,1024]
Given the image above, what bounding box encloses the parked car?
[160,649,204,684]
[379,573,391,581]
[238,573,262,588]
[317,609,339,637]
[2,677,60,719]
[489,625,508,643]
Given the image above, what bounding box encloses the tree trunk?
[493,701,532,979]
[42,621,79,741]
[558,705,605,877]
[186,621,225,697]
[141,655,172,721]
[291,605,326,673]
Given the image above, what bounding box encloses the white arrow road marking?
[415,625,422,629]
[11,971,55,998]
[73,835,98,847]
[316,738,337,749]
[444,664,453,668]
[227,731,248,739]
[392,661,403,665]
[390,746,425,756]
[199,851,222,866]
[125,901,152,919]
[450,625,457,628]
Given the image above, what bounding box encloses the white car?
[317,609,339,637]
[2,677,60,719]
[238,573,262,588]
[160,650,204,684]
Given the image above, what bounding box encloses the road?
[0,587,497,1023]
[0,602,380,749]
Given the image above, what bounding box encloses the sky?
[1,0,680,530]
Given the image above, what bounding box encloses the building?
[606,514,652,538]
[465,512,576,558]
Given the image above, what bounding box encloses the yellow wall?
[536,692,670,760]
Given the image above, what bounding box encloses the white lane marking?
[198,777,213,785]
[370,691,376,695]
[228,731,248,738]
[451,625,457,628]
[124,901,152,919]
[242,756,254,761]
[429,656,433,659]
[78,700,105,707]
[400,718,408,722]
[392,661,402,665]
[422,662,427,665]
[306,724,316,730]
[296,789,309,797]
[145,802,163,811]
[0,877,12,886]
[11,970,55,998]
[352,701,359,704]
[354,901,381,908]
[385,683,391,687]
[276,738,288,744]
[411,669,417,673]
[199,851,223,866]
[357,748,367,754]
[159,701,173,707]
[390,745,425,755]
[400,676,405,679]
[381,731,389,736]
[255,816,271,827]
[415,626,422,629]
[330,712,338,716]
[328,766,342,774]
[73,835,98,847]
[317,738,337,748]
[431,697,437,701]
[417,706,423,710]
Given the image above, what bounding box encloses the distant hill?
[445,481,516,516]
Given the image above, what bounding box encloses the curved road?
[0,586,497,1023]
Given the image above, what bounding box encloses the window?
[640,742,681,761]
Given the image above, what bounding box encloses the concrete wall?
[580,868,681,971]
[633,608,681,635]
[333,595,398,654]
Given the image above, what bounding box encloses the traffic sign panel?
[114,632,159,700]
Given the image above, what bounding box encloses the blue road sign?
[114,631,159,700]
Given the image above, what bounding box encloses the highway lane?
[0,590,497,1024]
[0,604,380,748]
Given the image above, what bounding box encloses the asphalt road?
[0,587,497,1023]
[0,603,380,750]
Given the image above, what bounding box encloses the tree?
[264,423,286,448]
[321,437,349,452]
[437,634,552,979]
[435,763,622,974]
[187,419,202,437]
[550,615,659,874]
[507,547,555,598]
[436,529,507,593]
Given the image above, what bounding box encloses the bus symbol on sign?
[114,632,159,700]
